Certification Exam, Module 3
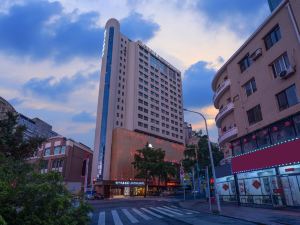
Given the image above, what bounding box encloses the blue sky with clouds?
[0,0,270,147]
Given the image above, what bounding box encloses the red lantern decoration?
[252,135,256,140]
[272,126,278,132]
[243,138,248,143]
[263,130,268,135]
[284,121,291,127]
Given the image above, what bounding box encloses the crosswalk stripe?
[112,210,123,225]
[157,206,184,216]
[121,209,139,223]
[162,206,192,214]
[98,212,105,225]
[132,208,151,220]
[141,208,163,219]
[169,205,199,214]
[149,207,174,217]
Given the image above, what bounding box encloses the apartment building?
[92,18,184,197]
[0,96,17,120]
[212,0,300,207]
[28,136,93,194]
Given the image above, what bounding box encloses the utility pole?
[183,108,221,213]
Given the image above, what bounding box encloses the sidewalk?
[179,200,300,225]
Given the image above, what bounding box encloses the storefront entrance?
[279,164,300,206]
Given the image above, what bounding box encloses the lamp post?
[183,108,221,213]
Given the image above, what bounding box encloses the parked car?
[85,190,104,200]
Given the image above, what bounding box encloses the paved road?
[89,198,257,225]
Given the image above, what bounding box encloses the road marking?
[121,209,139,223]
[163,206,193,214]
[132,208,151,220]
[98,212,105,225]
[141,208,163,219]
[112,210,123,225]
[149,207,174,217]
[170,205,200,214]
[157,206,184,216]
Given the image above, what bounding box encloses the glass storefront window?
[293,114,300,136]
[256,129,271,148]
[270,119,295,144]
[232,140,242,156]
[242,135,257,153]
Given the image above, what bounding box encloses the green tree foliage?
[0,113,91,225]
[0,112,44,159]
[182,134,223,174]
[132,144,177,196]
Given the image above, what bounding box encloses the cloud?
[23,70,99,101]
[0,0,103,62]
[196,0,270,35]
[72,111,96,123]
[120,12,160,42]
[183,60,215,108]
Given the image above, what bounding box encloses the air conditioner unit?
[279,66,295,79]
[251,48,262,61]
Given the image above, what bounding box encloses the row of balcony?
[215,102,234,128]
[213,79,231,107]
[218,127,238,145]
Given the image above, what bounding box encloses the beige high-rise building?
[92,19,184,197]
[212,0,300,207]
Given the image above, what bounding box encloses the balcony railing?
[213,80,231,107]
[219,127,238,145]
[215,102,234,127]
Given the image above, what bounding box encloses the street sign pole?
[206,166,212,212]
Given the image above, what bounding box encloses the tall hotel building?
[92,19,184,197]
[213,0,300,207]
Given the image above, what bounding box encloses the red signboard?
[232,138,300,173]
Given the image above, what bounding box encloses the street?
[89,198,256,225]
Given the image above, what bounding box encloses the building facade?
[212,0,300,207]
[18,114,58,139]
[92,18,184,197]
[28,136,93,194]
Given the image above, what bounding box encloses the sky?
[0,0,271,148]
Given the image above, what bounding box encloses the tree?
[132,144,163,197]
[182,134,223,176]
[132,144,178,197]
[0,112,44,159]
[0,113,91,225]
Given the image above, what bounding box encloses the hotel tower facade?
[92,19,184,197]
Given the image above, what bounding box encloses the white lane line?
[162,206,193,214]
[132,208,151,220]
[98,212,105,225]
[141,208,163,219]
[121,209,139,223]
[149,207,174,217]
[157,207,184,216]
[170,205,200,214]
[112,210,123,225]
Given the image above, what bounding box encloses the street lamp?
[183,108,221,213]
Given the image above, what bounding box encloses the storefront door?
[281,175,300,206]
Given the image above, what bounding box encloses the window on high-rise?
[276,84,298,111]
[243,78,257,96]
[247,105,263,125]
[271,53,290,78]
[44,148,51,156]
[264,25,281,50]
[239,54,252,72]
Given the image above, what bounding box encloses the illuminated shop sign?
[114,181,145,186]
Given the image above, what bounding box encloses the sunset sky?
[0,0,271,147]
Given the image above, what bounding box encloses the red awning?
[232,138,300,173]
